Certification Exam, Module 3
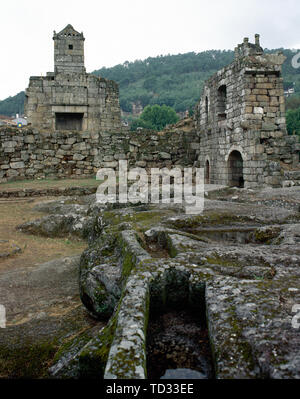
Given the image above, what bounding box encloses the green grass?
[0,177,100,190]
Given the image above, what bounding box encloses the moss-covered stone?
[0,340,58,378]
[252,227,282,245]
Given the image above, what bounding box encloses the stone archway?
[205,160,210,184]
[227,150,244,188]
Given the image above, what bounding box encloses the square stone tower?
[194,35,299,188]
[24,24,121,133]
[53,24,86,74]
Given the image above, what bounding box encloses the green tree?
[2,49,300,118]
[286,107,300,136]
[131,104,179,132]
[286,95,300,111]
[0,91,25,116]
[130,118,154,131]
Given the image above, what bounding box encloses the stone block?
[73,154,86,161]
[10,161,25,169]
[261,123,277,131]
[2,141,17,148]
[73,142,86,151]
[24,135,35,144]
[254,107,264,114]
[159,152,172,160]
[257,95,269,102]
[102,161,118,168]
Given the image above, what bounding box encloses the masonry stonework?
[24,25,121,133]
[1,32,299,186]
[194,35,299,188]
[0,122,197,182]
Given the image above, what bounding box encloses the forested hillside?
[94,50,234,113]
[94,48,300,115]
[1,48,299,118]
[0,91,25,117]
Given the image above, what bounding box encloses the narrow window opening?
[217,85,227,120]
[69,44,73,50]
[205,96,209,123]
[205,160,210,184]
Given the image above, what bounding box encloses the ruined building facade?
[24,25,121,133]
[194,35,299,188]
[1,33,299,185]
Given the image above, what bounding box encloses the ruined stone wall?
[194,36,299,188]
[25,74,121,134]
[53,25,85,74]
[24,24,121,134]
[0,123,198,182]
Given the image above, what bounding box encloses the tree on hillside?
[286,95,300,111]
[0,91,25,116]
[286,107,300,136]
[130,104,179,131]
[1,49,300,117]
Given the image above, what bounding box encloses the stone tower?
[24,24,121,133]
[195,34,299,188]
[53,24,86,74]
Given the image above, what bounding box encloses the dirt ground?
[0,197,87,273]
[0,195,103,378]
[0,177,99,191]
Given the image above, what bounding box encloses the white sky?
[1,0,300,100]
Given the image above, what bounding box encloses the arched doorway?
[205,160,210,184]
[228,151,244,188]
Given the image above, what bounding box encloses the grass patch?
[0,177,99,191]
[0,197,86,272]
[205,255,243,268]
[0,340,58,378]
[168,212,256,230]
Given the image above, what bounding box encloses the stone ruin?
[0,30,299,186]
[194,34,299,188]
[24,24,121,133]
[1,30,300,381]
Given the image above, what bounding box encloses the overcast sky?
[1,0,300,100]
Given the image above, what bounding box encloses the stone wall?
[0,121,198,182]
[24,24,121,134]
[194,35,299,188]
[25,74,121,133]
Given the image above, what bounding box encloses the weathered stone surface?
[0,186,97,198]
[194,35,299,189]
[0,254,102,378]
[24,25,121,134]
[0,240,22,259]
[0,122,198,183]
[49,187,300,379]
[10,162,25,169]
[17,213,92,239]
[159,152,172,160]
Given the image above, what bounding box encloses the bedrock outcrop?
[44,186,300,379]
